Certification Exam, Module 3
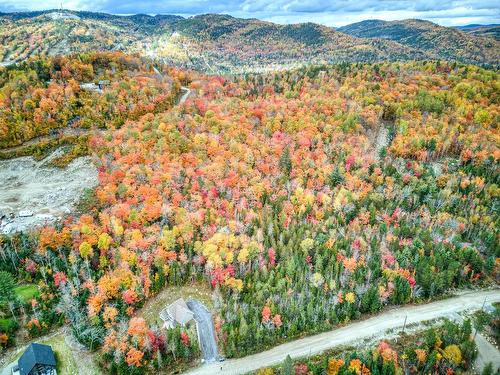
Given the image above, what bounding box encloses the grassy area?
[14,284,39,304]
[42,334,79,375]
[0,318,17,332]
[139,282,214,327]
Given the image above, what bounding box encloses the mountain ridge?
[1,10,498,72]
[338,18,499,65]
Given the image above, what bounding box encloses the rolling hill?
[1,11,498,72]
[457,24,500,40]
[338,19,499,66]
[149,14,428,73]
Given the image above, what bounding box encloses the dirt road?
[184,289,500,375]
[0,127,93,155]
[179,86,191,105]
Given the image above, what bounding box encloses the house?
[12,343,57,375]
[159,298,195,329]
[159,299,221,362]
[98,80,110,90]
[79,83,102,93]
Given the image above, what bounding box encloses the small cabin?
[12,343,57,375]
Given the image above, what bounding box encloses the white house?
[159,298,195,329]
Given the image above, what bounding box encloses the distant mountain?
[457,23,499,29]
[456,24,500,40]
[1,11,498,72]
[338,19,499,66]
[153,14,428,73]
[0,10,183,29]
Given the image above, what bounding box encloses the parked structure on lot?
[79,80,110,93]
[79,82,102,93]
[97,80,110,90]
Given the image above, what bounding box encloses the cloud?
[1,0,499,26]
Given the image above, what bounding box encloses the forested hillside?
[458,24,500,40]
[1,60,498,373]
[338,19,499,66]
[0,52,183,152]
[1,11,498,73]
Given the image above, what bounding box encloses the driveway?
[187,299,219,362]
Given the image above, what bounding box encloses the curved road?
[185,289,500,375]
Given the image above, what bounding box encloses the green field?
[0,318,17,332]
[14,284,39,304]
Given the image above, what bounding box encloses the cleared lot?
[0,150,97,234]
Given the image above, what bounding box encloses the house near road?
[79,80,110,93]
[159,298,220,362]
[160,298,195,329]
[12,343,57,375]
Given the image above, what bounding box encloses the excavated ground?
[0,149,98,234]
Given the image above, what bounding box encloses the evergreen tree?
[282,355,294,375]
[0,271,16,312]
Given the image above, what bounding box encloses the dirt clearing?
[0,149,98,234]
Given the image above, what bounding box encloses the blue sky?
[1,0,499,27]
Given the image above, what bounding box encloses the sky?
[1,0,499,27]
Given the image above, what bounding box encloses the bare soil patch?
[0,150,98,234]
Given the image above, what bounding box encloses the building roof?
[160,298,194,326]
[18,343,56,375]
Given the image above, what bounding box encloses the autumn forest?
[0,8,499,375]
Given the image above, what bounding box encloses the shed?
[15,343,57,375]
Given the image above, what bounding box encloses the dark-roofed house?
[12,343,57,375]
